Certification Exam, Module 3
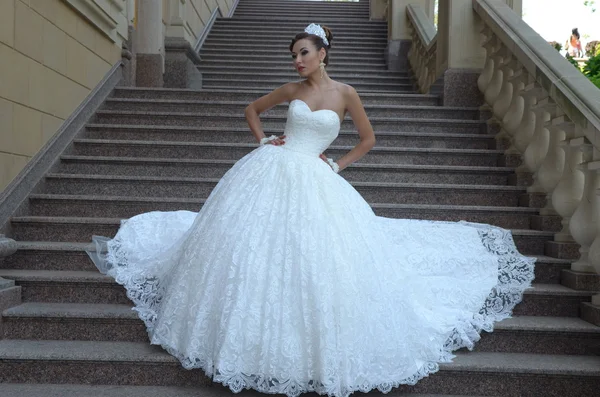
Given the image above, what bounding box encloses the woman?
[89,23,535,397]
[568,28,583,57]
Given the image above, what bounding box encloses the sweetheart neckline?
[290,99,342,125]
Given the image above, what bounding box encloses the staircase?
[1,0,599,396]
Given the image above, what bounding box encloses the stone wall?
[0,0,124,190]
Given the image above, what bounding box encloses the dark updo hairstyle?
[289,26,333,65]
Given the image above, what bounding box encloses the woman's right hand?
[266,135,286,145]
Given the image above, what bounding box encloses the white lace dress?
[88,99,535,397]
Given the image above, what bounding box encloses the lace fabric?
[88,99,535,397]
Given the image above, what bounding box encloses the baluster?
[538,115,574,214]
[477,29,496,93]
[586,158,600,274]
[524,99,554,193]
[569,139,596,273]
[552,137,585,242]
[484,45,508,106]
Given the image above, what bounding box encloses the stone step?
[91,111,487,134]
[81,125,492,149]
[56,156,514,185]
[233,7,368,13]
[0,269,582,315]
[0,386,481,397]
[6,212,552,254]
[204,32,383,43]
[196,65,404,77]
[69,140,500,166]
[0,234,567,282]
[110,88,439,105]
[100,100,479,120]
[201,78,411,91]
[0,265,592,314]
[3,339,597,395]
[212,18,386,29]
[11,202,538,243]
[233,5,368,12]
[234,6,369,13]
[4,303,599,355]
[226,15,374,22]
[199,58,393,70]
[35,176,526,205]
[233,4,369,12]
[0,338,598,397]
[207,28,386,40]
[199,51,387,63]
[203,72,414,85]
[208,27,387,40]
[0,384,234,397]
[232,12,369,20]
[235,0,370,6]
[201,38,387,50]
[199,47,384,58]
[10,213,546,258]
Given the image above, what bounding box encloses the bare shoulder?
[338,83,361,107]
[247,81,300,113]
[281,81,303,98]
[337,82,358,97]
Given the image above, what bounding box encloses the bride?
[89,23,535,397]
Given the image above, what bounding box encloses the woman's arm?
[245,82,296,145]
[333,85,376,172]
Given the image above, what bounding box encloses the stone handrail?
[406,4,438,94]
[472,0,600,284]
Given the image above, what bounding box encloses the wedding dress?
[88,98,536,397]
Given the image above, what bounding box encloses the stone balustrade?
[470,0,600,308]
[406,4,438,94]
[402,0,600,308]
[472,0,600,273]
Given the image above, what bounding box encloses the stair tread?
[0,339,597,375]
[0,269,575,293]
[73,139,500,153]
[4,238,570,264]
[14,206,539,224]
[3,302,138,318]
[60,155,512,171]
[42,174,525,191]
[5,303,599,334]
[112,87,433,97]
[0,384,485,397]
[84,126,493,139]
[93,111,485,124]
[0,384,216,397]
[103,99,477,111]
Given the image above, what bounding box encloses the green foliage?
[590,75,600,89]
[584,0,597,12]
[585,40,600,57]
[583,54,600,77]
[565,54,581,69]
[548,41,562,51]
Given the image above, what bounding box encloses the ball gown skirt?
[88,99,535,397]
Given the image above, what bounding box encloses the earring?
[319,61,325,79]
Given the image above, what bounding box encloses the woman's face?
[291,39,323,76]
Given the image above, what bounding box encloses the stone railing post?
[569,138,596,273]
[0,234,17,291]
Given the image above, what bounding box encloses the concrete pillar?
[135,0,164,87]
[437,0,522,106]
[386,0,435,71]
[370,0,388,21]
[163,0,203,89]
